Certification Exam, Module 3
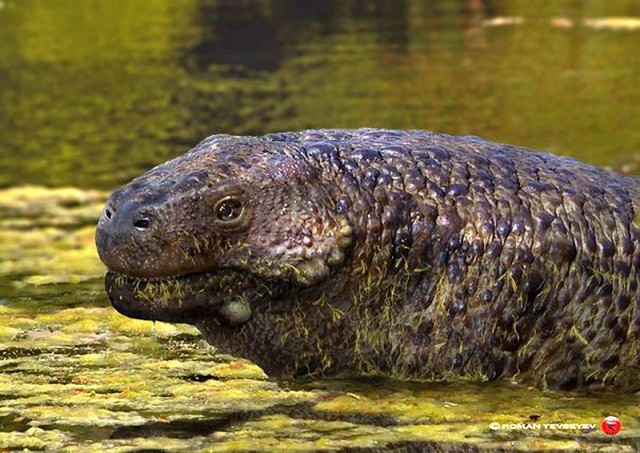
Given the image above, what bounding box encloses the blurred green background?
[1,0,640,190]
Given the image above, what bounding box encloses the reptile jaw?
[105,269,264,325]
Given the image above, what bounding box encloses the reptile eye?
[215,196,244,223]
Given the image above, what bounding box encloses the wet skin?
[96,129,640,390]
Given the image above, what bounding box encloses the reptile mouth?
[105,269,265,324]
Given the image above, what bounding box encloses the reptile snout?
[96,189,170,277]
[98,195,159,238]
[95,178,219,279]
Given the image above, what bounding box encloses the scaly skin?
[96,129,640,390]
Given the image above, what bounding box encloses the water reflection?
[1,0,640,189]
[189,0,285,73]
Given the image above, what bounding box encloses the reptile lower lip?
[105,270,261,324]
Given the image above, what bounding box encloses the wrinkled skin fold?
[96,128,640,390]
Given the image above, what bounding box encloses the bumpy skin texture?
[96,129,640,390]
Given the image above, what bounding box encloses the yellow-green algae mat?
[0,187,638,452]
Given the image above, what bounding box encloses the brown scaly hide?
[96,129,640,390]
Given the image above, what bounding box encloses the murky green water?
[1,0,640,451]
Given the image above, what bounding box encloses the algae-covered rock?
[0,427,69,451]
[0,186,108,287]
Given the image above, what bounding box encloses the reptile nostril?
[133,218,151,231]
[104,202,116,220]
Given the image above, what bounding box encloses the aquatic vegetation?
[0,186,108,286]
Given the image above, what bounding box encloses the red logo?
[600,416,622,436]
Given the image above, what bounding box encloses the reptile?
[95,128,640,390]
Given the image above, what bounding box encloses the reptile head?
[95,136,353,326]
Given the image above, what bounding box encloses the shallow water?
[1,0,640,451]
